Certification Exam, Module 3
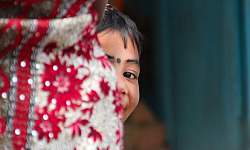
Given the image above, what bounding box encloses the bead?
[43,114,49,120]
[35,97,39,102]
[49,133,54,138]
[67,68,71,73]
[19,94,25,100]
[32,130,37,136]
[35,32,40,37]
[12,76,18,83]
[1,92,7,99]
[28,79,33,84]
[36,64,40,69]
[53,65,58,71]
[18,45,23,49]
[74,45,80,50]
[14,1,18,5]
[45,81,50,86]
[66,100,71,106]
[20,61,26,67]
[15,129,21,135]
[52,98,57,104]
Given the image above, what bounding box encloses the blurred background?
[109,0,250,150]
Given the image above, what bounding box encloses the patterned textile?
[0,0,123,149]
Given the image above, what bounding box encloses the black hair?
[97,5,143,56]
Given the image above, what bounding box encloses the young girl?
[97,5,143,121]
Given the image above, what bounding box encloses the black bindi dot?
[117,58,121,63]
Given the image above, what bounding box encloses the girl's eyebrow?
[127,59,139,65]
[105,54,114,60]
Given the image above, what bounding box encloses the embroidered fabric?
[0,0,123,150]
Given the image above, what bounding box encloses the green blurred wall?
[152,0,250,150]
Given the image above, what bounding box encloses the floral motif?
[116,129,121,145]
[34,108,64,142]
[68,118,89,138]
[40,56,84,111]
[76,41,92,63]
[87,90,100,103]
[43,42,58,55]
[88,127,102,143]
[112,88,123,117]
[62,45,75,58]
[100,78,110,96]
[81,107,94,117]
[97,147,110,150]
[0,117,6,136]
[98,56,112,70]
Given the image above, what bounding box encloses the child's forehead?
[99,29,140,56]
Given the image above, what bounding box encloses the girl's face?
[98,30,140,121]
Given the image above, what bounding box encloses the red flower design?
[98,56,112,70]
[116,129,121,145]
[97,147,110,150]
[43,42,58,55]
[100,78,110,96]
[68,118,89,138]
[112,88,123,117]
[62,45,75,58]
[0,117,6,136]
[87,90,100,103]
[34,108,63,142]
[81,107,94,117]
[77,41,92,62]
[40,56,84,111]
[88,127,102,142]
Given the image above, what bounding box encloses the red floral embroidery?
[98,56,112,70]
[112,88,123,117]
[40,56,84,111]
[76,41,92,62]
[81,107,94,117]
[68,118,89,138]
[97,147,110,150]
[43,42,58,55]
[87,90,100,103]
[0,117,6,136]
[116,129,121,145]
[100,78,110,96]
[34,108,63,142]
[88,127,102,142]
[62,45,75,58]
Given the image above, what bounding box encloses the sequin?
[52,98,57,104]
[35,97,39,102]
[20,61,26,67]
[35,32,40,37]
[32,130,37,136]
[43,114,49,120]
[19,94,25,100]
[45,81,50,86]
[53,65,58,71]
[1,92,7,99]
[67,68,71,73]
[66,100,71,106]
[15,129,21,135]
[49,133,54,138]
[12,76,18,82]
[36,64,40,69]
[28,79,33,84]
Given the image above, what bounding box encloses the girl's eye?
[123,72,137,79]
